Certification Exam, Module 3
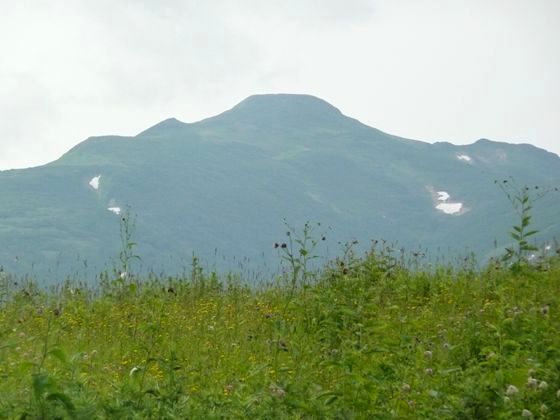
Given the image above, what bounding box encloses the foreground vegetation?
[1,244,560,419]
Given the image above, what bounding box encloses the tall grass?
[1,244,559,418]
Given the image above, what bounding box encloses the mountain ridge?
[1,93,559,282]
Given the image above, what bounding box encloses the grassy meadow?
[1,241,560,419]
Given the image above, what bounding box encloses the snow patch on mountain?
[89,175,101,190]
[108,207,121,215]
[437,191,450,201]
[427,186,465,215]
[436,202,463,215]
[457,154,472,163]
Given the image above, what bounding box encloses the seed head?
[538,381,548,390]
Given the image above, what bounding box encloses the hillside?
[1,94,559,281]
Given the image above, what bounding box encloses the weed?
[496,178,557,269]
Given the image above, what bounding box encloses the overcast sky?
[1,0,559,170]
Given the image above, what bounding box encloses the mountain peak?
[138,117,188,137]
[234,93,341,113]
[218,93,344,127]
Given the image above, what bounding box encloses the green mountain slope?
[1,94,559,281]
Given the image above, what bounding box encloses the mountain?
[1,94,559,282]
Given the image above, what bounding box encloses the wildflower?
[521,409,533,417]
[407,400,415,408]
[527,377,538,388]
[424,350,433,359]
[442,343,450,350]
[401,383,411,393]
[540,404,548,414]
[269,383,286,398]
[528,368,536,377]
[506,385,519,396]
[541,305,549,315]
[424,368,433,376]
[503,396,511,404]
[538,381,548,390]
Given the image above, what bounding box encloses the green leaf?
[32,373,53,399]
[325,394,339,405]
[46,392,75,413]
[524,230,539,237]
[48,348,68,365]
[509,233,521,241]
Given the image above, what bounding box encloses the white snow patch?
[437,191,450,201]
[436,202,463,215]
[457,154,472,162]
[427,185,466,215]
[107,207,121,215]
[89,175,101,190]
